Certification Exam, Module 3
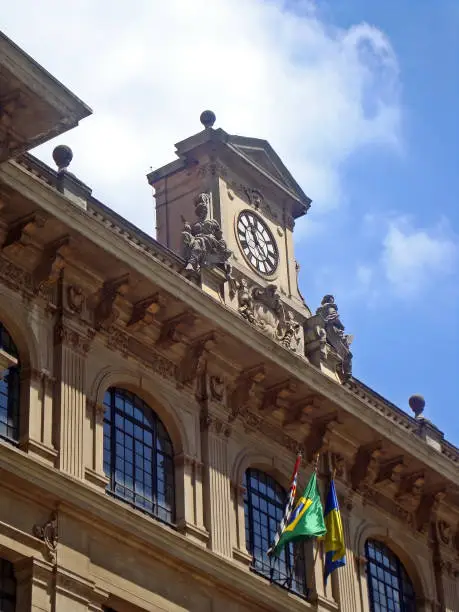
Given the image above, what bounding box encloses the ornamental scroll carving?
[182,193,232,274]
[33,510,58,563]
[232,278,303,353]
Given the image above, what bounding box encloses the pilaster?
[232,482,252,566]
[332,503,361,612]
[201,411,233,558]
[84,400,109,491]
[20,368,57,465]
[14,557,54,612]
[54,567,108,611]
[53,320,92,479]
[175,452,209,546]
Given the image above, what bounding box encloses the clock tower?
[147,111,355,376]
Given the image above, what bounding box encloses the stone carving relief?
[395,471,425,513]
[200,411,232,438]
[209,375,225,403]
[437,520,452,546]
[33,510,58,564]
[232,278,303,352]
[66,285,85,314]
[182,193,232,274]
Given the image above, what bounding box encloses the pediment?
[227,136,310,214]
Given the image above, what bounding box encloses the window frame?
[365,539,416,612]
[103,387,176,526]
[244,467,307,598]
[0,322,21,445]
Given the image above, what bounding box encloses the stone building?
[0,31,458,612]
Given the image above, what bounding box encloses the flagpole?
[305,453,321,599]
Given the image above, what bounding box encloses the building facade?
[0,31,458,612]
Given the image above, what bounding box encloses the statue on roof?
[182,193,232,274]
[316,295,353,349]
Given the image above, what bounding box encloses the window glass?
[0,558,16,612]
[0,322,20,443]
[366,539,416,612]
[244,468,306,596]
[103,388,175,523]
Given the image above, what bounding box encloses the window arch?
[0,322,21,444]
[366,539,416,612]
[244,468,306,596]
[103,387,175,524]
[0,558,16,612]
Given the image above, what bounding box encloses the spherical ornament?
[200,110,216,129]
[408,394,425,418]
[52,145,73,172]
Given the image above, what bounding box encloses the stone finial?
[200,110,216,129]
[409,394,425,419]
[52,144,73,173]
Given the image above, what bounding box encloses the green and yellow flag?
[270,472,326,557]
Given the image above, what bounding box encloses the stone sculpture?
[182,193,232,274]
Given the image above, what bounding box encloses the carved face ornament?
[236,210,279,276]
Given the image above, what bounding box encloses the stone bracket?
[176,331,217,387]
[93,274,130,330]
[283,394,322,430]
[304,413,339,462]
[260,379,298,415]
[1,211,47,252]
[228,364,265,422]
[156,310,197,349]
[33,235,71,291]
[127,293,163,332]
[351,440,382,493]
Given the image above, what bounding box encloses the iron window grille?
[103,387,175,525]
[0,323,20,444]
[366,539,416,612]
[0,558,16,612]
[244,468,307,597]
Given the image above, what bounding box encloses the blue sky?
[3,1,458,444]
[301,0,459,444]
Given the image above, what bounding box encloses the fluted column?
[201,413,233,558]
[54,321,92,479]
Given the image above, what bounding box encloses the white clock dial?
[236,210,279,276]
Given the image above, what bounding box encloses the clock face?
[236,210,279,276]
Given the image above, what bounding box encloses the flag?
[269,471,326,558]
[323,479,346,583]
[267,453,301,556]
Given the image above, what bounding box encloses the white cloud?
[2,0,401,233]
[381,217,457,297]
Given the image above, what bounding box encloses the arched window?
[0,322,21,444]
[0,558,16,612]
[366,539,416,612]
[103,387,175,524]
[244,468,306,596]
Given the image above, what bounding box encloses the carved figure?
[316,295,352,348]
[182,193,232,273]
[278,310,302,352]
[236,278,255,323]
